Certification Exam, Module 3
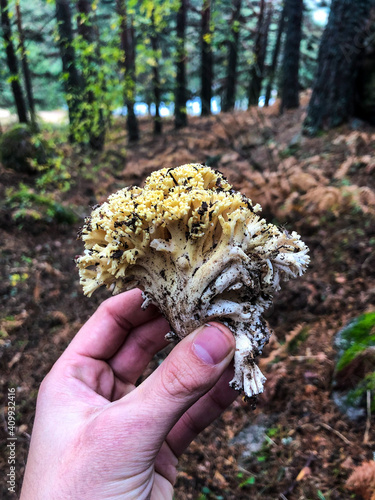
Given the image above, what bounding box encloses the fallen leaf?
[296,466,311,481]
[8,352,22,369]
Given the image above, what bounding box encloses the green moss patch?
[333,312,375,417]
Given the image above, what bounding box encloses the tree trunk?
[15,1,37,128]
[355,38,375,125]
[303,0,374,135]
[77,0,106,150]
[280,0,303,112]
[117,0,139,141]
[151,10,162,135]
[265,2,286,107]
[201,0,213,116]
[222,0,242,112]
[0,0,28,124]
[55,0,83,142]
[175,0,188,128]
[247,0,266,107]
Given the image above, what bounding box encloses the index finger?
[66,289,162,360]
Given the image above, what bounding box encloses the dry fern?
[259,323,307,368]
[346,461,375,500]
[301,186,344,216]
[242,154,375,219]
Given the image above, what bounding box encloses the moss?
[347,372,375,412]
[335,312,375,372]
[334,312,375,415]
[0,124,50,174]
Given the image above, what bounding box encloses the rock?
[230,414,276,461]
[0,124,49,174]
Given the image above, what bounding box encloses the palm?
[22,290,236,500]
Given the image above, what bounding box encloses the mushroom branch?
[76,164,309,398]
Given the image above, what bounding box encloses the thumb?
[131,322,235,445]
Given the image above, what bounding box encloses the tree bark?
[265,2,286,107]
[77,0,106,150]
[355,36,375,125]
[280,0,303,112]
[247,0,266,107]
[55,0,83,142]
[303,0,374,135]
[175,0,188,128]
[117,0,139,141]
[222,0,242,112]
[1,0,28,124]
[15,1,37,128]
[151,10,162,135]
[201,0,213,116]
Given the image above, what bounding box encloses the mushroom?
[76,164,309,398]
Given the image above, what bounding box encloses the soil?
[1,99,374,499]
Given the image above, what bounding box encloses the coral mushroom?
[76,164,309,398]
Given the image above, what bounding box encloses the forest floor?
[1,96,375,500]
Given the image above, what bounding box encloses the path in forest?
[0,108,68,126]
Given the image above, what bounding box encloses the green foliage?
[196,486,224,500]
[35,150,72,193]
[236,472,256,488]
[239,476,255,488]
[287,326,310,354]
[4,183,77,225]
[133,0,179,107]
[335,312,375,372]
[347,372,375,412]
[0,0,64,111]
[279,143,301,159]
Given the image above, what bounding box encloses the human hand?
[20,289,237,500]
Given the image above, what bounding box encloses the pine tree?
[175,0,188,128]
[201,0,213,116]
[265,2,286,107]
[15,0,37,128]
[248,0,267,107]
[150,8,162,135]
[280,0,303,112]
[222,0,242,112]
[76,0,106,150]
[117,0,139,141]
[1,0,28,124]
[304,0,374,135]
[55,0,83,142]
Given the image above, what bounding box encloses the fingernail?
[193,325,233,365]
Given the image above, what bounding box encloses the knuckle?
[160,356,205,400]
[98,297,113,316]
[181,410,203,437]
[97,297,130,331]
[37,370,56,403]
[38,374,51,396]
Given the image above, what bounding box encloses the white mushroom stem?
[229,332,267,396]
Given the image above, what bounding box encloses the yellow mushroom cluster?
[77,164,309,398]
